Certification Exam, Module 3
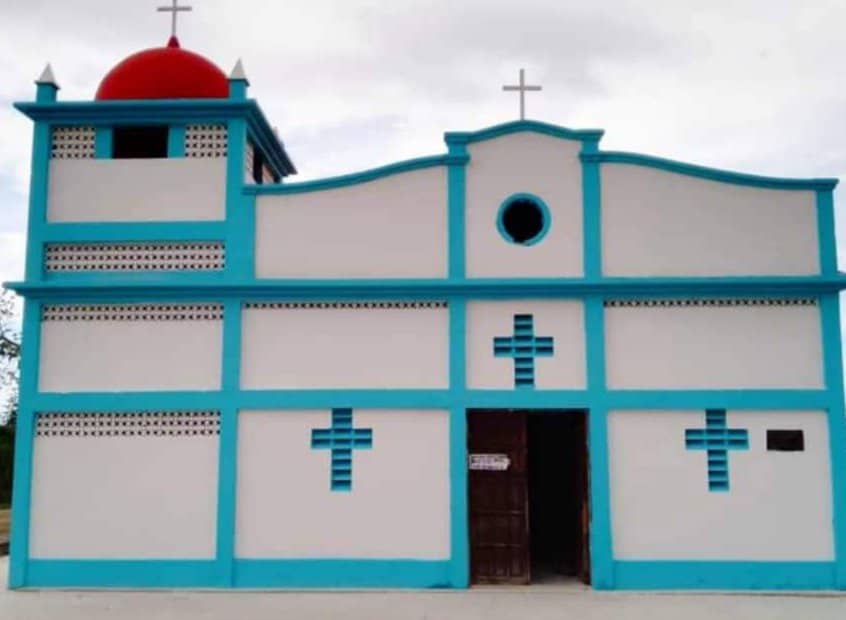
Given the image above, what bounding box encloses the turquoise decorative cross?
[685,409,749,492]
[311,408,373,492]
[493,314,554,388]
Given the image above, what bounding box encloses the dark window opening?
[500,198,546,244]
[112,126,169,159]
[252,148,265,184]
[767,429,804,451]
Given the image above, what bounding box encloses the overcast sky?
[1,0,846,290]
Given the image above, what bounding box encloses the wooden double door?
[468,410,590,585]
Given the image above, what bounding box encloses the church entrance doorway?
[467,409,590,585]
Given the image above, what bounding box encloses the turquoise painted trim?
[495,193,551,247]
[7,300,41,587]
[40,221,226,242]
[229,79,248,101]
[232,559,453,588]
[816,190,838,275]
[9,275,846,300]
[167,124,186,158]
[444,120,604,145]
[26,560,220,588]
[613,561,836,590]
[584,297,613,588]
[14,98,296,177]
[582,151,838,190]
[820,294,846,587]
[34,83,58,104]
[447,142,467,279]
[30,391,223,412]
[94,127,112,159]
[448,297,469,587]
[23,121,50,281]
[581,139,602,278]
[216,300,242,586]
[603,389,831,410]
[247,154,468,195]
[225,118,252,278]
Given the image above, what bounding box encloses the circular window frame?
[496,193,551,246]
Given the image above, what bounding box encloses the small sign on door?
[469,453,511,471]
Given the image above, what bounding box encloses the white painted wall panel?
[601,164,820,276]
[30,434,218,558]
[609,410,834,560]
[605,303,823,389]
[466,300,585,389]
[241,305,448,389]
[236,409,450,558]
[255,168,447,278]
[465,132,583,277]
[39,319,223,392]
[47,159,226,222]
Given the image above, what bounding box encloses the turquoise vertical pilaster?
[24,122,51,281]
[581,138,602,280]
[94,127,112,159]
[448,297,469,587]
[168,124,186,158]
[816,189,837,275]
[447,140,467,280]
[820,293,846,587]
[215,299,242,586]
[8,299,42,588]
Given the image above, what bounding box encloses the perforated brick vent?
[35,411,220,438]
[685,409,749,492]
[604,298,816,308]
[51,126,95,159]
[44,242,225,272]
[41,303,223,322]
[244,301,447,310]
[185,124,228,158]
[311,408,373,492]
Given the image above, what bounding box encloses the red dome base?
[96,37,229,101]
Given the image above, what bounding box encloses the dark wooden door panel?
[468,410,529,585]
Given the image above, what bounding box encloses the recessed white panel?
[609,409,834,560]
[465,132,584,278]
[605,302,823,389]
[47,159,226,222]
[236,409,450,558]
[241,304,448,389]
[466,300,585,389]
[39,317,223,392]
[30,423,219,559]
[256,167,447,278]
[601,164,820,276]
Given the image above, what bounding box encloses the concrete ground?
[1,559,845,620]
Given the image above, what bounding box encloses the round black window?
[498,196,549,245]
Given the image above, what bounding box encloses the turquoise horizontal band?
[7,275,846,301]
[445,119,604,145]
[583,151,838,190]
[612,561,837,590]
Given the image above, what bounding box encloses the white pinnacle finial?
[230,58,248,81]
[36,63,58,87]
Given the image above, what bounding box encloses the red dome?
[96,37,229,101]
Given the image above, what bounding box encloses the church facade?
[7,35,846,591]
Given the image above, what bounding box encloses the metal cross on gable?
[493,314,554,389]
[502,68,542,121]
[311,408,373,492]
[685,409,749,492]
[157,0,193,38]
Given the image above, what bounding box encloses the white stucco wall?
[47,159,227,222]
[236,409,451,558]
[29,433,219,559]
[601,164,820,276]
[608,409,834,560]
[39,317,223,392]
[605,302,823,389]
[466,300,585,389]
[255,167,447,278]
[465,132,584,278]
[240,304,449,389]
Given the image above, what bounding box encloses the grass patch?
[0,507,9,542]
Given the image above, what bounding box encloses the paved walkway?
[1,559,845,620]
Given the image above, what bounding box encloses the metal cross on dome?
[502,68,542,121]
[157,0,193,38]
